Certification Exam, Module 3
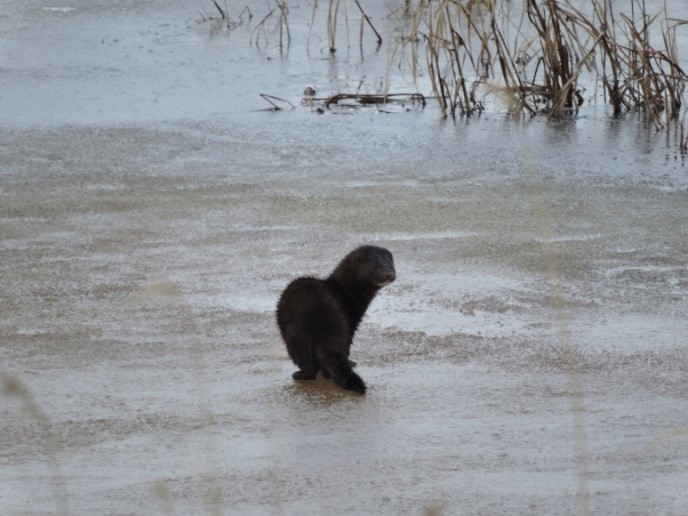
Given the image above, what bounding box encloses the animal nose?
[385,270,396,283]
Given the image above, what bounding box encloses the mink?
[276,245,396,394]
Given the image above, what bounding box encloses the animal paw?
[292,370,317,380]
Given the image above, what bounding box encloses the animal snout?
[376,268,396,287]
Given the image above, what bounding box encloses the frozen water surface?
[1,0,688,514]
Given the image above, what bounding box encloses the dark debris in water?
[259,91,426,114]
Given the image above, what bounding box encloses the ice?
[1,0,688,514]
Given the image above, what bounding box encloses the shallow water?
[2,1,688,515]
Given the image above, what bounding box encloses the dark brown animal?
[276,246,396,394]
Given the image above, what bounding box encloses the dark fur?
[276,245,396,394]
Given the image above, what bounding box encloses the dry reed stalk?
[681,110,688,153]
[354,0,382,47]
[212,0,226,20]
[260,93,296,110]
[277,0,291,54]
[306,0,319,56]
[328,0,341,53]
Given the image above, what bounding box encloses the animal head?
[350,245,396,288]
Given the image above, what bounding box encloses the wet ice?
[1,0,688,514]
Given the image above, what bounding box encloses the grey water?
[1,0,688,514]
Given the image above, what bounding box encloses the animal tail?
[317,349,366,394]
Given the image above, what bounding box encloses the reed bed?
[202,0,688,148]
[400,0,687,125]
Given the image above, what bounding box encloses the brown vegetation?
[202,0,688,151]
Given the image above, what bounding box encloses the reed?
[398,0,686,123]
